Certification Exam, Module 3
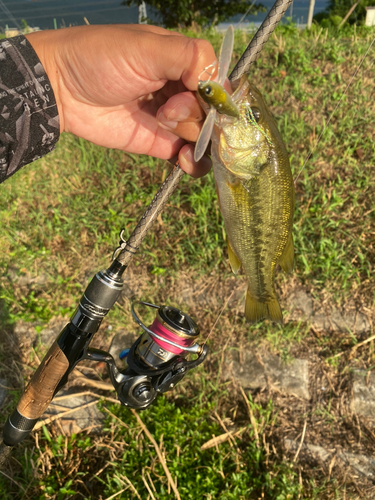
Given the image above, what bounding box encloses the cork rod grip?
[17,340,69,420]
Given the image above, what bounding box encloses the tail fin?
[245,291,283,324]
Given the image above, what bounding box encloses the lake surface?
[1,0,329,31]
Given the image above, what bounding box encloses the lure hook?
[198,61,217,83]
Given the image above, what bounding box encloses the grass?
[1,391,302,500]
[0,23,374,499]
[0,135,227,325]
[254,23,375,305]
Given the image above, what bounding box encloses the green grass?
[0,23,374,499]
[251,23,375,303]
[0,389,303,500]
[0,134,227,325]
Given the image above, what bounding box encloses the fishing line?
[203,290,235,347]
[293,35,375,185]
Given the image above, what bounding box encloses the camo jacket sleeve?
[0,35,59,184]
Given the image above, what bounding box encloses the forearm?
[1,25,215,180]
[0,35,60,184]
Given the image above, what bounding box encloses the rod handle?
[3,341,69,446]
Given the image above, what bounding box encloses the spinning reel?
[87,301,208,410]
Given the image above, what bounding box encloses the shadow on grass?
[0,296,52,499]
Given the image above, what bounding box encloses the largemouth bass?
[209,77,294,323]
[195,27,294,323]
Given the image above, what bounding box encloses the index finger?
[134,31,218,91]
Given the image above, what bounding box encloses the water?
[0,0,329,31]
[224,0,328,28]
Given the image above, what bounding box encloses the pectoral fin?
[194,107,215,163]
[240,178,253,193]
[227,237,241,274]
[279,232,294,274]
[245,291,283,324]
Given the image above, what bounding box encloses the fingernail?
[158,114,178,130]
[167,105,190,121]
[182,146,210,166]
[180,146,212,178]
[200,154,212,170]
[181,147,194,163]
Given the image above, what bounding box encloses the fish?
[195,27,294,324]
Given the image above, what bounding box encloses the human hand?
[26,24,217,177]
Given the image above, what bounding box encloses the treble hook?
[198,60,218,82]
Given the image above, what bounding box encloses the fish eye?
[251,107,261,122]
[205,86,212,96]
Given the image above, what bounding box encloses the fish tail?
[245,291,283,324]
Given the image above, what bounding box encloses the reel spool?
[130,301,201,369]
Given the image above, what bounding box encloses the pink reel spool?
[149,311,197,356]
[132,302,200,369]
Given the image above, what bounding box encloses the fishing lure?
[194,25,239,163]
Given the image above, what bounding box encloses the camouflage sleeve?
[0,35,60,184]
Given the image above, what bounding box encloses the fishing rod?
[0,0,293,464]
